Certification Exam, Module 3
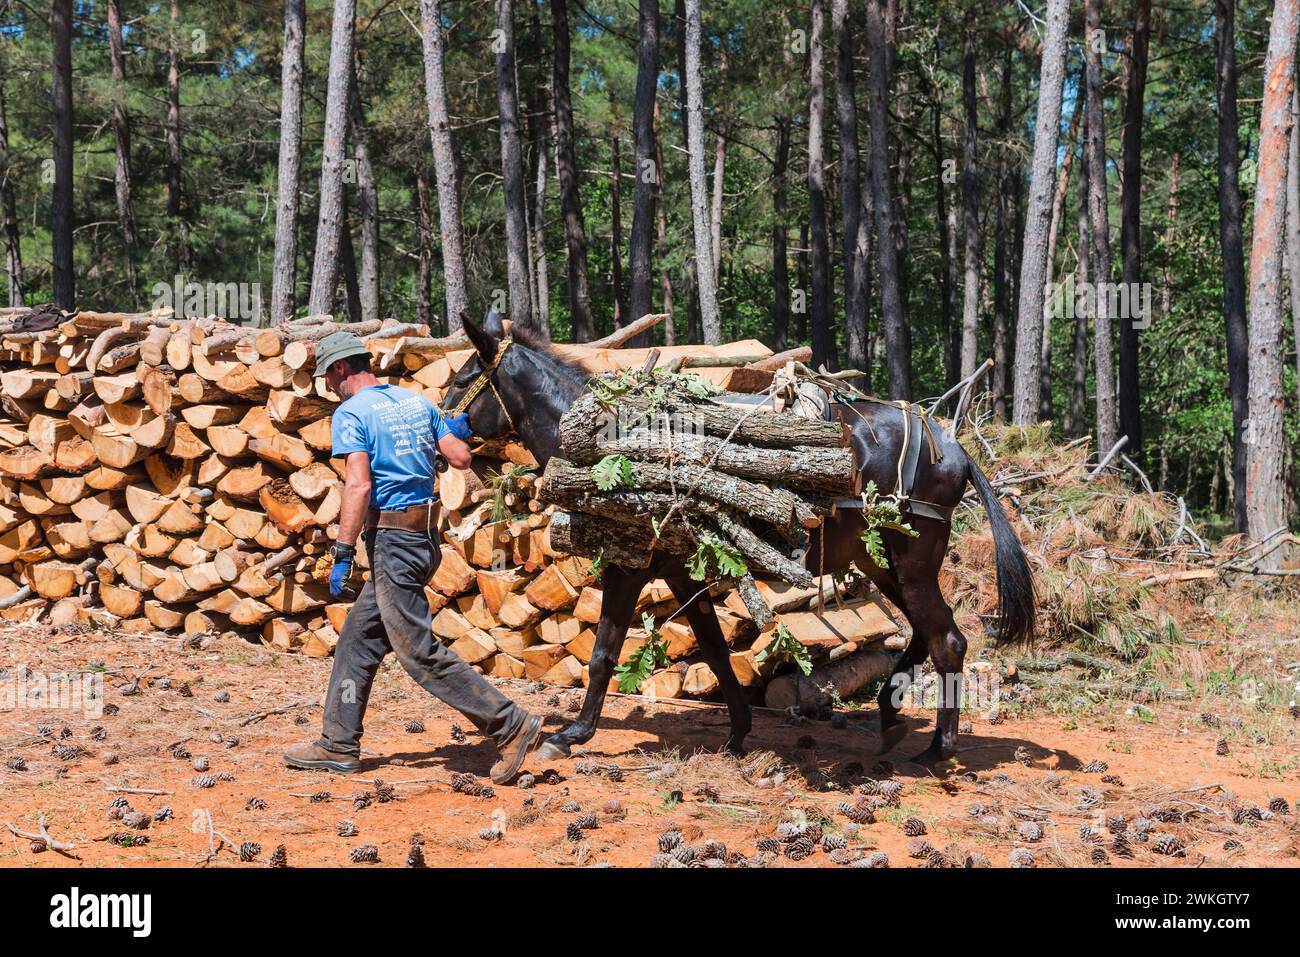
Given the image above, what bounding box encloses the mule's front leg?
[535,565,647,761]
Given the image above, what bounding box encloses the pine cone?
[754,836,781,855]
[1013,746,1033,766]
[245,797,267,811]
[784,837,814,860]
[107,796,131,818]
[5,757,27,771]
[821,833,847,852]
[171,746,191,760]
[670,843,699,865]
[1010,806,1048,822]
[1076,787,1103,810]
[775,821,804,841]
[52,743,86,761]
[269,845,288,868]
[122,811,150,831]
[838,799,875,825]
[1080,759,1108,773]
[574,760,596,775]
[650,853,681,868]
[1131,816,1155,836]
[900,816,927,837]
[373,780,396,803]
[404,719,425,734]
[1231,805,1262,826]
[224,737,239,749]
[701,839,727,860]
[1152,833,1185,856]
[238,842,261,862]
[565,821,584,842]
[35,723,53,737]
[216,771,236,783]
[850,851,890,868]
[108,832,149,847]
[1008,847,1036,868]
[449,724,467,744]
[309,790,331,804]
[90,726,107,741]
[191,774,215,789]
[479,827,501,841]
[575,813,597,831]
[337,820,358,837]
[1215,738,1229,756]
[352,792,373,810]
[1223,838,1243,851]
[1017,821,1043,842]
[192,756,210,772]
[560,800,581,813]
[923,847,953,868]
[654,830,683,855]
[1079,824,1102,843]
[1101,774,1124,785]
[606,766,624,783]
[906,838,934,859]
[1268,797,1290,815]
[1150,803,1185,823]
[406,844,427,867]
[1201,711,1221,728]
[1106,813,1127,834]
[154,806,173,822]
[828,847,856,865]
[213,690,230,703]
[349,844,379,864]
[965,852,991,868]
[1090,846,1109,865]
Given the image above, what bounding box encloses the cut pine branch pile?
[0,307,894,702]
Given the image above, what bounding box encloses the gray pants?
[318,527,526,756]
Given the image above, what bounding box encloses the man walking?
[284,331,543,784]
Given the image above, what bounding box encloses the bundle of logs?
[0,305,896,706]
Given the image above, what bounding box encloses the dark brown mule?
[444,312,1034,765]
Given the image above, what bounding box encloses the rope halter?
[446,335,515,433]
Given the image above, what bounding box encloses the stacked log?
[0,307,895,702]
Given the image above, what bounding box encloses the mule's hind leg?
[902,584,968,766]
[876,633,929,754]
[535,564,650,761]
[666,576,751,755]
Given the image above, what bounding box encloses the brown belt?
[366,502,438,533]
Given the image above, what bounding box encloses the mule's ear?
[483,307,505,337]
[462,313,499,362]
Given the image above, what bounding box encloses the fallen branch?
[237,698,318,726]
[1087,435,1129,479]
[5,815,78,856]
[586,312,667,348]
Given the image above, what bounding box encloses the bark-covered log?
[548,509,694,569]
[539,457,821,530]
[562,389,849,451]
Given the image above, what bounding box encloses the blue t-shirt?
[331,384,452,510]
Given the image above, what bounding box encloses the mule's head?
[443,308,515,442]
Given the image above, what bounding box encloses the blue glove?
[446,412,473,441]
[329,543,356,599]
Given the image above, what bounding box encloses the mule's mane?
[509,323,590,387]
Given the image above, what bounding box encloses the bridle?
[445,335,515,433]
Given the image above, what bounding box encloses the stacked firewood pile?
[0,306,896,704]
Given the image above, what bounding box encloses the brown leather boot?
[283,741,360,774]
[489,712,543,784]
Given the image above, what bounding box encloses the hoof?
[877,722,908,754]
[907,748,950,768]
[534,737,571,763]
[722,738,747,758]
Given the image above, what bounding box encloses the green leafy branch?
[590,453,635,491]
[686,533,748,582]
[613,612,670,693]
[755,621,813,676]
[858,480,918,570]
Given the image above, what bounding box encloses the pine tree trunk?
[1161,153,1180,321]
[349,73,380,324]
[992,45,1012,423]
[1011,0,1069,424]
[307,0,356,316]
[1084,0,1117,454]
[533,109,552,339]
[683,0,720,343]
[959,14,981,380]
[167,0,190,273]
[1041,87,1082,423]
[420,0,469,331]
[772,115,791,353]
[271,0,306,324]
[711,128,726,290]
[654,105,673,343]
[1244,0,1299,560]
[416,168,436,334]
[551,0,595,342]
[807,0,834,370]
[494,0,533,331]
[1067,122,1090,439]
[1214,0,1249,532]
[833,0,866,382]
[339,206,363,324]
[1118,0,1151,456]
[889,0,912,317]
[106,0,138,301]
[627,0,661,338]
[1290,88,1300,416]
[931,34,954,386]
[866,0,909,397]
[610,109,625,329]
[0,82,23,306]
[51,0,75,310]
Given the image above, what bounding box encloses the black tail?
[966,455,1035,646]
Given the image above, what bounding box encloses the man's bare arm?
[437,433,472,470]
[337,451,373,546]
